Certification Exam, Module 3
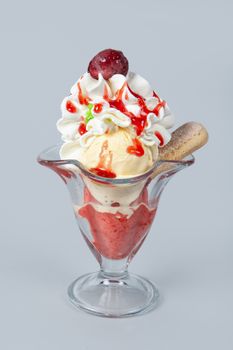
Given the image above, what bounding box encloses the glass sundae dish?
[38,49,208,317]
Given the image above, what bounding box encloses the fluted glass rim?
[37,144,195,184]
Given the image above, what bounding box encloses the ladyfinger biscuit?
[158,122,208,161]
[152,122,208,178]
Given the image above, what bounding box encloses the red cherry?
[88,49,129,80]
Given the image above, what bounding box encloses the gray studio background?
[0,0,232,349]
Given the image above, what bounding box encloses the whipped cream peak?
[70,72,112,102]
[57,72,174,148]
[127,71,153,98]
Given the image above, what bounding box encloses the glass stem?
[100,256,129,279]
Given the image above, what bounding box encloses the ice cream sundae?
[38,48,208,317]
[56,48,208,260]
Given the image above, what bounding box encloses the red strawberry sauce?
[127,138,144,157]
[78,187,156,260]
[66,100,77,113]
[78,123,87,135]
[90,140,117,178]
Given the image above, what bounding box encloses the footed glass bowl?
[38,145,194,318]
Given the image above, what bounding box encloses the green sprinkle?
[85,103,94,124]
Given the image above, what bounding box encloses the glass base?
[67,271,159,318]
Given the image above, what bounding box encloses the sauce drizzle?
[78,82,89,105]
[78,122,87,135]
[93,103,103,114]
[154,131,164,146]
[127,138,144,157]
[90,140,117,178]
[66,100,77,113]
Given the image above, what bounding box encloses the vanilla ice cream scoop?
[60,128,158,178]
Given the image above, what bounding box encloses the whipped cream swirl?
[57,72,174,148]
